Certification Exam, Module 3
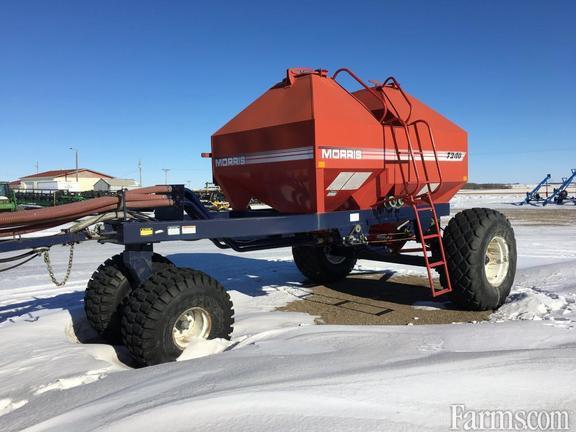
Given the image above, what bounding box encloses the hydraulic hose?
[0,186,174,237]
[0,187,171,226]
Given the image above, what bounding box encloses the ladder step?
[428,261,445,268]
[423,233,440,240]
[431,287,452,297]
[416,206,433,212]
[400,247,426,253]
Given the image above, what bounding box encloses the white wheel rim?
[172,307,212,350]
[484,235,510,287]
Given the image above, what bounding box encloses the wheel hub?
[484,235,510,287]
[324,248,347,265]
[172,307,212,350]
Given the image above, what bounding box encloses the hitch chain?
[42,243,75,287]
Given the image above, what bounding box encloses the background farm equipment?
[13,188,87,208]
[544,169,576,205]
[192,183,230,211]
[0,182,17,212]
[521,174,551,205]
[521,170,576,205]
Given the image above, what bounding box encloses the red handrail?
[332,68,388,122]
[410,120,444,190]
[381,76,413,124]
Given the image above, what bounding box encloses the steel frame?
[0,185,450,285]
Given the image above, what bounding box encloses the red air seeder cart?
[0,68,517,366]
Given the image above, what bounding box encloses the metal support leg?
[123,244,154,286]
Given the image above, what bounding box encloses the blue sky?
[0,0,574,187]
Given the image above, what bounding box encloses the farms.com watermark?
[450,404,570,431]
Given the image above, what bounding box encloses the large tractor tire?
[292,245,357,284]
[84,253,173,343]
[121,267,234,366]
[440,208,516,311]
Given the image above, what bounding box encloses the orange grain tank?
[211,68,467,213]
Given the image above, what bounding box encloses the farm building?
[15,169,114,192]
[93,178,138,192]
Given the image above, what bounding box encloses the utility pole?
[161,168,171,185]
[35,161,39,174]
[138,160,143,186]
[69,147,79,182]
[186,180,191,189]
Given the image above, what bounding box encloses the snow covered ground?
[452,190,576,210]
[0,193,575,431]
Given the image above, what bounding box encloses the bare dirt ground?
[488,207,575,226]
[279,272,491,325]
[279,206,574,325]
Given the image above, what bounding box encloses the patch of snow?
[491,261,576,328]
[34,369,107,395]
[1,322,575,431]
[412,301,450,310]
[178,338,231,361]
[0,399,28,417]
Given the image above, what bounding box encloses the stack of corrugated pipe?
[0,185,174,238]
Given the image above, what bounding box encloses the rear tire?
[292,245,357,284]
[84,253,173,343]
[121,267,234,366]
[440,208,516,311]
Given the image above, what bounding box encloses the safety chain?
[42,243,75,287]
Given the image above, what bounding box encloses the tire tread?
[440,208,515,310]
[121,267,234,366]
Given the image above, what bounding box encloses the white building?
[17,169,114,192]
[93,178,138,192]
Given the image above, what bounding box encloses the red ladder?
[379,80,453,297]
[331,70,453,297]
[412,192,452,296]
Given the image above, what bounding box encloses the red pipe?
[0,189,172,227]
[127,185,172,194]
[0,198,174,237]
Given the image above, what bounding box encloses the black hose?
[0,249,42,263]
[0,253,40,272]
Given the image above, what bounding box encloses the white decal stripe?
[246,151,314,160]
[214,146,465,167]
[215,146,314,167]
[244,154,314,164]
[361,155,464,161]
[244,146,314,158]
[359,151,461,156]
[327,172,355,190]
[319,146,465,158]
[341,172,371,190]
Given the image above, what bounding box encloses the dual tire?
[85,253,234,366]
[121,267,234,366]
[84,253,172,343]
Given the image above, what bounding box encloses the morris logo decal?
[215,156,246,167]
[321,148,362,160]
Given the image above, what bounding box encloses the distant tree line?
[462,183,512,190]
